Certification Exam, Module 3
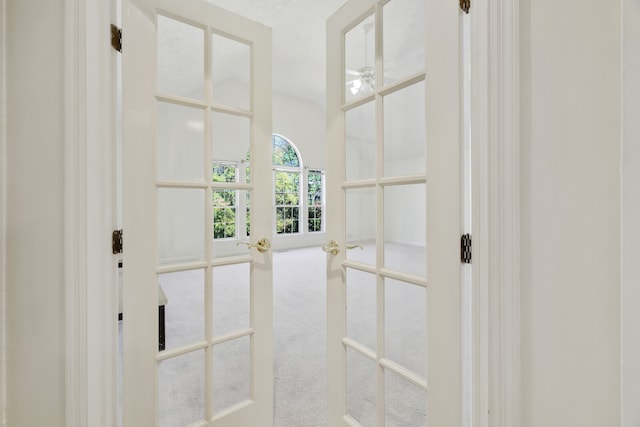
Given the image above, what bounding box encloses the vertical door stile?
[373,4,386,427]
[424,0,462,425]
[203,24,214,424]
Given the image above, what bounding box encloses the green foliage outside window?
[230,136,324,236]
[213,163,237,239]
[272,134,300,167]
[308,170,323,232]
[275,171,300,234]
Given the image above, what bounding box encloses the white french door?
[122,0,273,425]
[326,0,462,425]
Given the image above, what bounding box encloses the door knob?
[322,240,341,256]
[237,238,271,253]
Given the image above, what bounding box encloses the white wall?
[622,0,640,425]
[213,83,327,169]
[273,92,326,170]
[520,1,621,426]
[5,0,66,425]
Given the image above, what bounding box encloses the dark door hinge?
[460,0,470,14]
[461,233,472,264]
[112,229,123,254]
[111,24,122,52]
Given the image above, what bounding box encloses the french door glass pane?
[346,348,377,427]
[158,188,205,265]
[211,34,251,110]
[308,170,324,232]
[212,263,250,336]
[159,269,205,352]
[383,81,426,178]
[384,369,427,427]
[346,268,377,351]
[212,189,252,258]
[383,184,426,278]
[345,15,376,102]
[157,102,205,181]
[213,189,237,239]
[213,336,251,414]
[346,101,376,181]
[211,112,251,164]
[158,350,205,427]
[157,15,204,100]
[384,278,426,379]
[346,187,376,265]
[382,0,425,85]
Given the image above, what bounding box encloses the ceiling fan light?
[350,79,361,95]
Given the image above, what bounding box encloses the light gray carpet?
[119,245,427,426]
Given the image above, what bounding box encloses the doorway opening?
[115,0,472,426]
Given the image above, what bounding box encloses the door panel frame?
[0,0,7,425]
[56,0,520,426]
[121,0,273,424]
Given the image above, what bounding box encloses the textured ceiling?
[205,0,348,108]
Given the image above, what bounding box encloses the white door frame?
[63,0,118,426]
[622,0,640,425]
[49,0,521,426]
[0,0,7,425]
[472,1,521,426]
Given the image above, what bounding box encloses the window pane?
[308,170,324,232]
[275,171,300,235]
[212,163,238,241]
[385,279,426,379]
[211,112,250,163]
[213,263,250,336]
[213,337,251,415]
[212,190,251,258]
[383,184,426,278]
[383,0,425,85]
[345,15,376,102]
[157,102,204,182]
[157,15,204,100]
[346,269,377,351]
[159,269,205,352]
[212,162,237,183]
[272,135,300,167]
[346,348,377,426]
[158,350,205,427]
[158,188,204,265]
[276,207,300,234]
[385,369,426,426]
[211,34,250,110]
[346,101,376,181]
[346,187,376,265]
[213,190,236,239]
[383,81,426,177]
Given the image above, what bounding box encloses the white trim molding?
[65,0,89,424]
[487,0,521,426]
[622,1,640,425]
[0,0,8,425]
[65,0,117,425]
[472,0,521,426]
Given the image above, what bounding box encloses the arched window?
[272,134,302,235]
[213,134,324,239]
